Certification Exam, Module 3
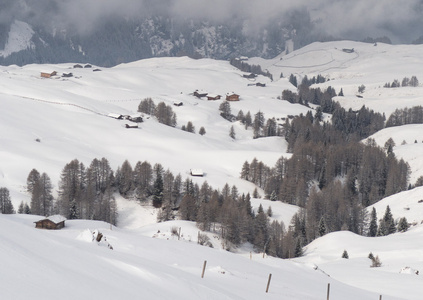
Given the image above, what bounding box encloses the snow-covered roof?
[45,215,66,224]
[108,113,122,119]
[190,169,204,176]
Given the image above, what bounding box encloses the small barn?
[62,72,73,78]
[207,94,221,100]
[125,124,139,129]
[35,215,66,230]
[256,83,266,87]
[73,64,83,68]
[173,101,183,106]
[190,169,204,177]
[108,113,123,119]
[194,90,208,98]
[127,115,143,123]
[226,93,240,101]
[41,71,57,78]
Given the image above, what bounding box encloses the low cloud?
[3,0,423,43]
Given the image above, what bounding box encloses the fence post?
[266,273,272,293]
[201,260,207,278]
[379,295,382,300]
[327,283,330,300]
[178,227,181,240]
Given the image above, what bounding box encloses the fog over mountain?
[1,0,423,66]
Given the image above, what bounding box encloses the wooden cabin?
[35,215,66,230]
[73,64,83,68]
[40,71,57,78]
[125,124,138,129]
[127,115,143,123]
[226,93,240,101]
[173,101,183,106]
[194,90,208,98]
[207,94,221,100]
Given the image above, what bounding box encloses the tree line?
[386,105,423,127]
[383,76,419,88]
[229,58,273,80]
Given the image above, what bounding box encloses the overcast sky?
[3,0,423,43]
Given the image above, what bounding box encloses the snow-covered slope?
[2,41,423,299]
[0,214,404,300]
[0,57,308,204]
[252,41,423,116]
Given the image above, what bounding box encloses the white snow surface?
[1,40,423,299]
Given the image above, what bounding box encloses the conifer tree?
[199,127,206,136]
[289,74,297,87]
[294,238,303,257]
[38,173,54,216]
[152,164,164,208]
[318,216,327,237]
[18,201,24,214]
[118,160,133,197]
[186,121,195,133]
[237,110,245,123]
[383,205,396,235]
[368,207,378,237]
[27,169,40,195]
[0,187,14,214]
[240,161,250,180]
[244,111,252,129]
[219,101,232,121]
[342,250,349,259]
[266,206,273,217]
[253,188,259,198]
[229,125,236,139]
[253,111,265,138]
[397,217,409,232]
